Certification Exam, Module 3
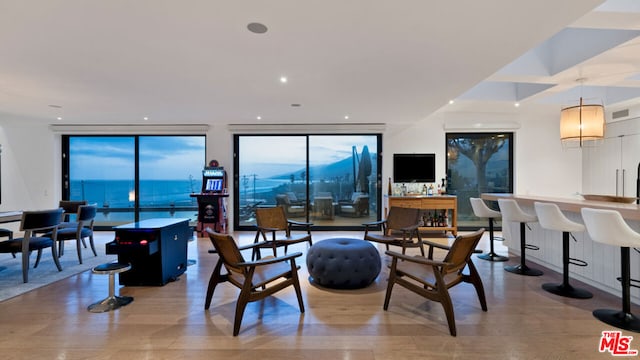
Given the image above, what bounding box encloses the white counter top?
[481,193,640,221]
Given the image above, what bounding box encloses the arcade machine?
[190,160,229,237]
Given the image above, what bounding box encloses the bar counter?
[480,193,640,303]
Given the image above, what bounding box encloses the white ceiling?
[2,0,639,126]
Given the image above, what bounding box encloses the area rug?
[0,237,115,302]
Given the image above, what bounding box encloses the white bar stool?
[498,199,543,276]
[470,197,508,261]
[534,202,592,299]
[581,208,640,332]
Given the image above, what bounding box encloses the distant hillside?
[271,153,377,182]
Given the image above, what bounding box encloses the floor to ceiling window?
[234,134,381,230]
[445,132,513,229]
[63,135,206,229]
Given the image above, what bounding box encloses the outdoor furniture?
[338,192,369,217]
[306,238,381,289]
[275,194,306,218]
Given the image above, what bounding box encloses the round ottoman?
[306,238,381,289]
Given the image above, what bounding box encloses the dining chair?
[0,208,64,283]
[46,204,98,264]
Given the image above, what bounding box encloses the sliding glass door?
[235,134,380,230]
[445,132,513,229]
[63,135,205,228]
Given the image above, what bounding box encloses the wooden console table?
[386,195,457,236]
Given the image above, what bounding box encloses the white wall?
[0,105,584,231]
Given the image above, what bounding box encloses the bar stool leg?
[478,218,508,262]
[542,232,592,299]
[505,222,543,276]
[593,247,640,332]
[88,263,134,313]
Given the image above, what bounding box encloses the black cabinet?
[108,218,191,286]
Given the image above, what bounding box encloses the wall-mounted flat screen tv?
[393,153,436,183]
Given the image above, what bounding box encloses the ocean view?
[70,179,201,208]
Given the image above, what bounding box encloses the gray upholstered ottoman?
[306,238,381,289]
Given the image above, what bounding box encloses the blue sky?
[69,136,205,180]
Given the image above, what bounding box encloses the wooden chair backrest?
[208,230,247,276]
[255,207,288,231]
[442,228,484,275]
[386,207,420,230]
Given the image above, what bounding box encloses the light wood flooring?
[0,230,637,359]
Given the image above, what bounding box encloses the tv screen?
[393,153,436,183]
[204,178,223,192]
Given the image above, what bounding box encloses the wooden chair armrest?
[209,241,272,254]
[287,219,313,227]
[385,250,450,267]
[422,239,451,250]
[237,251,303,267]
[363,219,386,227]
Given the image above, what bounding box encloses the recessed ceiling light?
[143,117,149,120]
[56,117,62,120]
[344,115,349,120]
[448,100,454,105]
[256,116,262,120]
[514,102,520,107]
[280,76,288,83]
[247,22,268,34]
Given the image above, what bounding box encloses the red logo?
[599,331,638,356]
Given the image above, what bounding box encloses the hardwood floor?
[0,230,635,359]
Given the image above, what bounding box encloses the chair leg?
[383,258,398,310]
[34,249,43,268]
[51,244,62,271]
[76,238,83,264]
[204,260,223,310]
[233,282,253,336]
[290,260,305,313]
[504,222,543,276]
[89,235,97,256]
[478,218,508,262]
[21,251,29,283]
[439,289,456,337]
[593,247,640,332]
[465,260,488,311]
[542,231,592,299]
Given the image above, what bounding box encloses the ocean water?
[70,179,201,208]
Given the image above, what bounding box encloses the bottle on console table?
[428,184,434,196]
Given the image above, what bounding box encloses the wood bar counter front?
[482,193,640,303]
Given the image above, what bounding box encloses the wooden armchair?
[254,206,313,259]
[205,230,305,336]
[383,228,487,336]
[363,206,423,256]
